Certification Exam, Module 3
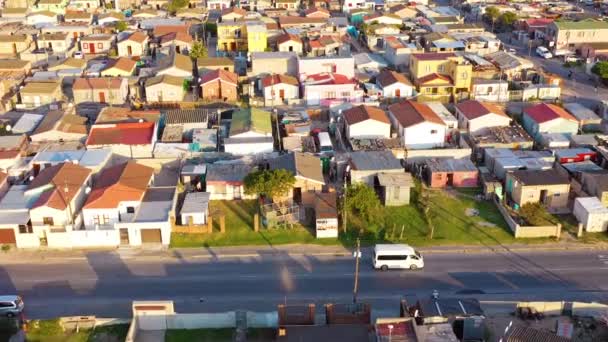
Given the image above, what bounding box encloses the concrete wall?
[396,147,472,161]
[402,121,446,150]
[517,301,564,316]
[494,197,562,238]
[167,312,235,329]
[572,302,608,318]
[347,119,391,139]
[46,229,120,248]
[146,83,184,103]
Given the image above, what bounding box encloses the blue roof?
[433,41,465,49]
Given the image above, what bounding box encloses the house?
[114,0,142,10]
[145,75,185,103]
[278,16,326,30]
[200,69,238,102]
[354,52,387,73]
[220,7,246,21]
[64,11,92,23]
[86,122,158,158]
[580,42,608,60]
[307,191,338,238]
[31,148,111,175]
[11,114,44,135]
[581,172,608,206]
[117,31,149,57]
[471,78,509,102]
[165,108,211,139]
[554,148,596,164]
[34,0,68,14]
[377,172,413,206]
[224,108,273,155]
[158,30,193,54]
[26,11,58,26]
[298,56,355,80]
[522,18,554,40]
[563,103,601,132]
[349,150,403,186]
[455,100,511,134]
[101,58,137,77]
[276,33,303,55]
[206,0,231,10]
[388,100,446,149]
[305,7,331,18]
[522,103,579,140]
[270,152,326,197]
[409,52,472,102]
[252,51,298,77]
[27,162,92,230]
[19,82,62,108]
[0,185,35,247]
[309,36,347,58]
[343,105,391,139]
[547,20,608,51]
[506,169,570,212]
[97,12,126,26]
[0,135,29,173]
[342,0,372,12]
[384,37,422,68]
[30,109,87,143]
[375,69,414,99]
[42,22,92,42]
[422,158,479,188]
[0,34,32,57]
[157,53,193,78]
[38,32,71,53]
[180,192,210,225]
[82,161,153,230]
[197,57,234,74]
[275,0,299,10]
[246,22,268,53]
[206,163,255,200]
[363,13,402,26]
[302,73,362,106]
[72,77,128,105]
[389,4,418,19]
[69,0,100,11]
[80,34,114,55]
[47,57,85,74]
[260,73,299,106]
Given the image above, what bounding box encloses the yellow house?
[100,58,137,77]
[217,20,267,53]
[409,52,472,102]
[0,34,33,57]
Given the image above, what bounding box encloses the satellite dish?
[85,187,91,194]
[5,125,11,132]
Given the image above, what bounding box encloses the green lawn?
[165,328,234,342]
[25,319,129,342]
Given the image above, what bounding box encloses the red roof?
[28,163,91,210]
[412,52,456,61]
[86,122,155,146]
[73,77,123,90]
[84,161,154,209]
[261,74,299,87]
[524,103,577,124]
[388,100,445,128]
[199,69,238,85]
[305,73,355,85]
[417,73,453,85]
[276,33,302,45]
[309,40,323,48]
[456,100,508,120]
[344,105,390,125]
[153,25,189,37]
[525,18,553,27]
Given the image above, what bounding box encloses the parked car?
[0,296,24,317]
[565,55,583,63]
[73,51,84,59]
[372,244,424,271]
[536,46,553,59]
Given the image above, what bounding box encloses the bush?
[518,203,556,226]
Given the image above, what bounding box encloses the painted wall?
[346,119,391,139]
[456,111,511,134]
[402,121,446,150]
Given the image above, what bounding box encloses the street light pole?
[352,237,361,304]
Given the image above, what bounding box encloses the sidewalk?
[1,241,607,264]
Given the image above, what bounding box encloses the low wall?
[125,318,138,342]
[166,312,235,329]
[247,311,278,328]
[517,301,564,316]
[572,302,608,318]
[46,229,120,248]
[494,198,562,238]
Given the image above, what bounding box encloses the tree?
[592,61,608,78]
[344,183,381,222]
[418,191,435,239]
[484,6,500,22]
[167,0,189,13]
[244,169,296,201]
[115,21,128,32]
[499,12,518,29]
[189,41,208,60]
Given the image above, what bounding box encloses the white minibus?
[373,244,424,271]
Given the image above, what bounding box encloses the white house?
[206,163,256,200]
[384,37,422,68]
[471,79,509,102]
[363,13,403,26]
[388,100,446,149]
[343,105,391,139]
[26,11,58,27]
[224,108,274,155]
[298,56,355,81]
[455,100,511,134]
[81,161,154,231]
[85,122,158,158]
[117,31,149,57]
[277,33,303,55]
[302,73,363,106]
[180,192,210,225]
[376,69,414,99]
[342,0,372,12]
[260,74,299,106]
[206,0,231,9]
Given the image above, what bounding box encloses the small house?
[505,169,570,212]
[100,58,137,77]
[377,172,413,206]
[375,69,414,99]
[205,163,255,200]
[72,77,128,105]
[260,74,299,106]
[349,150,403,186]
[563,102,601,132]
[522,103,579,140]
[145,75,185,103]
[423,158,479,188]
[343,105,391,140]
[200,69,238,102]
[388,100,446,150]
[19,82,62,108]
[180,192,210,225]
[157,53,193,78]
[197,57,235,74]
[117,31,149,57]
[554,148,596,164]
[573,197,608,233]
[581,171,608,206]
[80,34,114,55]
[86,122,157,158]
[455,100,511,134]
[224,108,273,155]
[276,33,303,55]
[270,152,326,197]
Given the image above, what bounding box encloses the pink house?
[302,73,363,106]
[424,158,478,188]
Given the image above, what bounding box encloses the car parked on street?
[536,46,553,59]
[373,244,424,271]
[0,296,24,317]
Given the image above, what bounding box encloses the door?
[230,42,236,51]
[233,185,241,199]
[0,229,16,244]
[12,43,17,55]
[89,43,95,54]
[141,229,162,244]
[395,88,401,98]
[127,45,132,56]
[120,228,129,245]
[540,189,548,205]
[98,92,106,103]
[279,89,285,100]
[447,173,454,186]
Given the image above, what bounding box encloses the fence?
[494,198,562,238]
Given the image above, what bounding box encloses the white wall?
[382,83,413,99]
[83,200,141,229]
[263,84,299,105]
[347,119,391,139]
[224,141,274,155]
[167,312,235,329]
[298,57,355,80]
[114,221,171,246]
[207,183,257,200]
[471,83,508,102]
[181,212,206,225]
[403,122,446,149]
[146,84,184,102]
[46,229,121,248]
[118,41,145,57]
[456,111,511,134]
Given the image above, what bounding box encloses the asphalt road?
[2,249,608,319]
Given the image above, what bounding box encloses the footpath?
[1,241,608,264]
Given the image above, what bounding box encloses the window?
[461,72,468,79]
[325,91,336,98]
[425,65,431,72]
[43,217,54,226]
[438,65,444,72]
[126,207,135,214]
[487,86,493,94]
[97,43,103,49]
[0,302,14,308]
[377,255,408,260]
[554,193,560,197]
[19,225,32,234]
[393,186,400,200]
[341,91,350,98]
[430,129,437,134]
[410,255,420,260]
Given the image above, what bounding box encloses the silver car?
[0,296,24,317]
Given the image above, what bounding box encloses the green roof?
[554,19,608,30]
[230,108,272,136]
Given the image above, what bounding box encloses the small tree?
[244,169,296,202]
[167,0,189,13]
[499,12,518,29]
[484,6,500,22]
[418,191,435,239]
[115,21,128,32]
[189,41,208,60]
[345,183,381,222]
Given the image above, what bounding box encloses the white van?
[373,244,424,271]
[317,132,334,156]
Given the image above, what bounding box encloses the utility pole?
[342,177,348,232]
[352,237,361,304]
